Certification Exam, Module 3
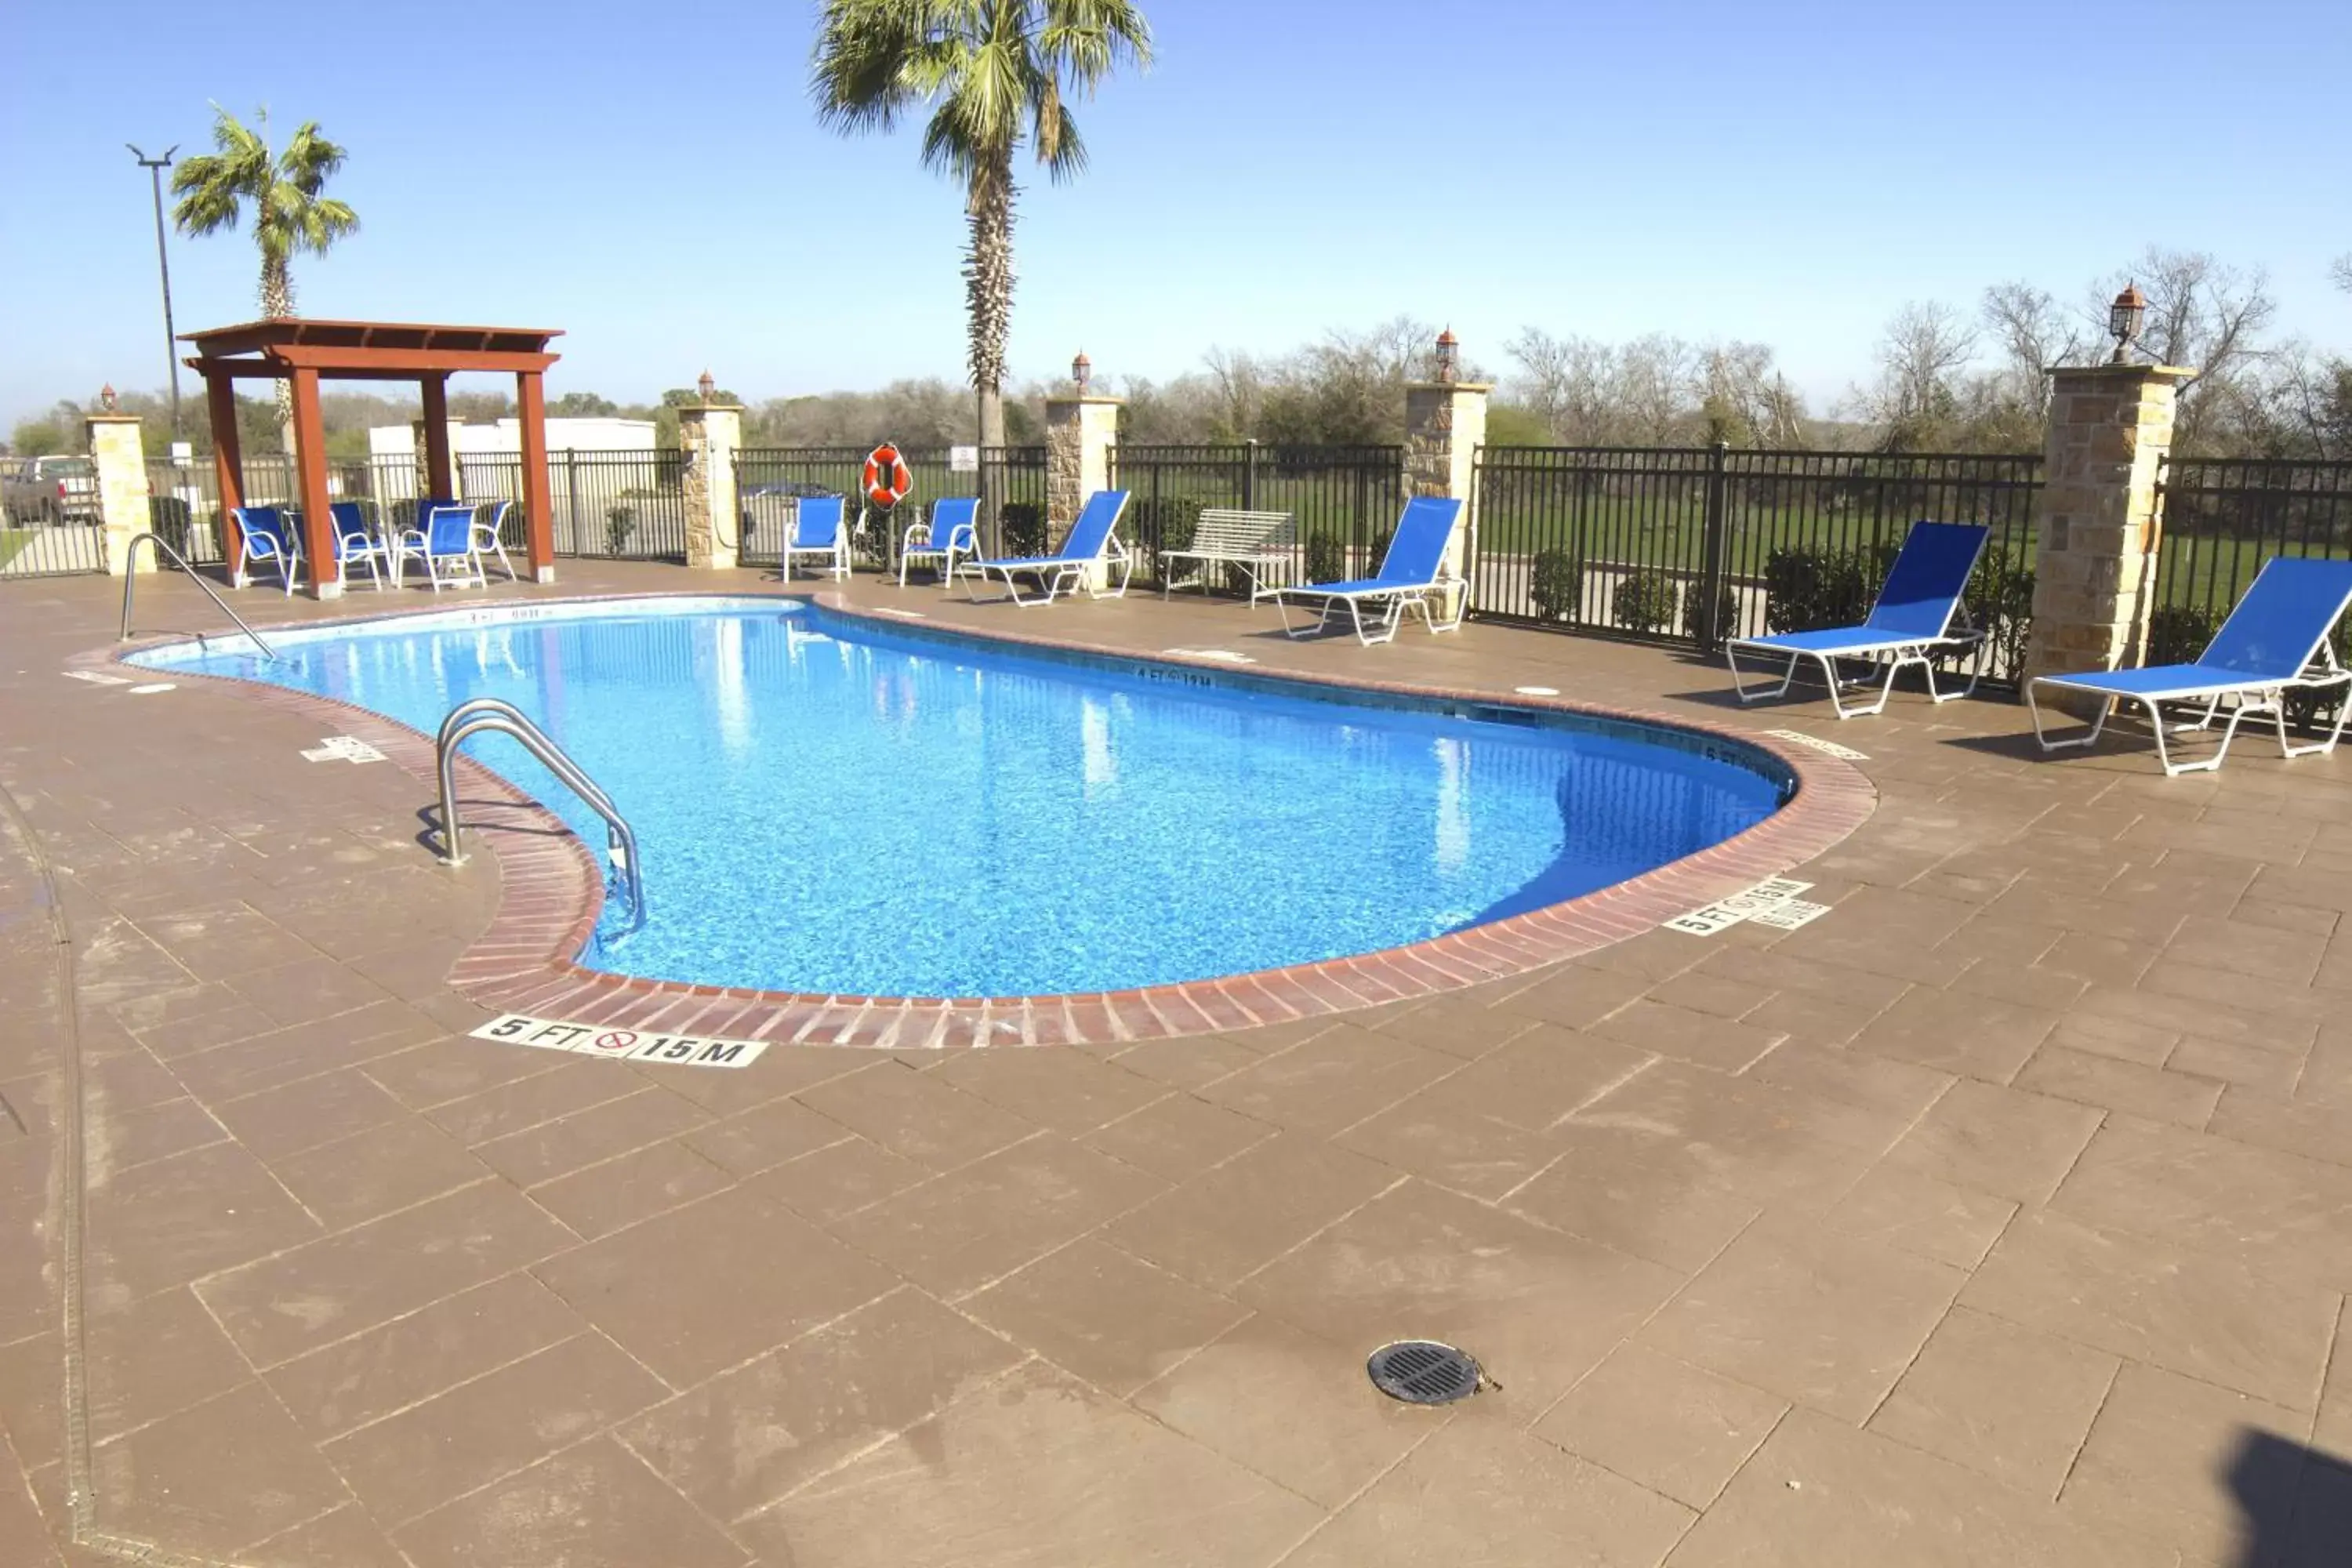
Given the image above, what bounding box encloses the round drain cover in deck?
[1367,1341,1481,1405]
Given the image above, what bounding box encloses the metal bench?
[1160,507,1297,603]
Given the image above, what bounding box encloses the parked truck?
[3,456,100,525]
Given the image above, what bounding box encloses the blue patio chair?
[899,496,980,588]
[782,495,851,582]
[231,506,303,596]
[394,501,487,591]
[1269,495,1465,646]
[967,489,1133,606]
[328,501,393,591]
[1723,521,1991,718]
[470,499,520,583]
[2027,556,2352,775]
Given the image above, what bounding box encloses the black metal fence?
[2154,458,2352,647]
[0,520,105,577]
[1109,443,1405,589]
[1469,445,2045,681]
[135,448,673,567]
[732,445,1047,567]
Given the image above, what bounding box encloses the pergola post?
[289,367,339,599]
[515,369,557,582]
[204,371,246,577]
[419,374,455,500]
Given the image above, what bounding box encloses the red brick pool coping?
[83,588,1876,1049]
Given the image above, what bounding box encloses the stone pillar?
[2024,364,2195,687]
[1045,393,1121,587]
[1403,379,1489,616]
[677,402,742,572]
[85,413,153,575]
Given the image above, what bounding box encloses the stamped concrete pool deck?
[3,561,2350,1566]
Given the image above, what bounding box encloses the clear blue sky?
[4,0,2347,426]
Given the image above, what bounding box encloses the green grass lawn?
[0,529,35,570]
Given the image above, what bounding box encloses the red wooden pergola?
[181,318,564,597]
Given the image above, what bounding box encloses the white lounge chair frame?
[971,538,1134,606]
[2027,650,2352,777]
[1160,508,1297,604]
[1276,581,1463,646]
[1725,615,1987,720]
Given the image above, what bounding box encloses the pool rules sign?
[470,1014,770,1069]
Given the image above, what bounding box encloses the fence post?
[1243,439,1260,512]
[677,399,742,571]
[1698,440,1731,652]
[2024,363,2195,688]
[85,410,152,575]
[1403,376,1490,619]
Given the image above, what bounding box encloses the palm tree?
[811,0,1151,487]
[171,105,359,451]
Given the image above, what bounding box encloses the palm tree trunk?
[965,161,1013,549]
[260,254,296,455]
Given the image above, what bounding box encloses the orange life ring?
[863,444,913,508]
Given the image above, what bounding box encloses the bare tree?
[1857,302,1979,448]
[1694,340,1806,447]
[2089,247,2276,452]
[1980,281,2090,402]
[2332,253,2352,294]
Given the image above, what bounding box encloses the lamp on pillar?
[1071,350,1091,394]
[697,367,717,403]
[1435,327,1461,385]
[2107,283,2147,365]
[100,383,119,413]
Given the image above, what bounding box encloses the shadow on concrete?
[2230,1427,2350,1568]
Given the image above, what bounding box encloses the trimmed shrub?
[387,498,420,537]
[149,495,193,557]
[1127,495,1202,586]
[605,504,637,556]
[1962,549,2034,682]
[2144,603,2221,666]
[1612,569,1680,634]
[1530,549,1581,622]
[1681,581,1740,642]
[1762,545,1870,633]
[1305,532,1345,586]
[1000,501,1047,557]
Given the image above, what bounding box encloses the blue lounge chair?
[231,506,303,595]
[900,496,979,588]
[782,495,851,581]
[328,501,394,591]
[2028,557,2352,776]
[1724,521,1991,718]
[1270,496,1465,646]
[968,489,1133,606]
[394,502,487,591]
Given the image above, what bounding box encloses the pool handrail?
[117,532,280,661]
[434,697,646,934]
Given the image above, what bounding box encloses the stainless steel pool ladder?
[117,532,279,660]
[434,698,646,934]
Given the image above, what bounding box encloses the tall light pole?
[126,143,181,440]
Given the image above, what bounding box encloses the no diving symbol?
[588,1029,639,1054]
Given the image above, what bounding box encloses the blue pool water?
[134,598,1788,997]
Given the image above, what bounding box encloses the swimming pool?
[132,597,1791,999]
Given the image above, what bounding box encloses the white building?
[365,416,656,462]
